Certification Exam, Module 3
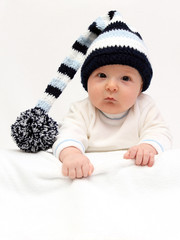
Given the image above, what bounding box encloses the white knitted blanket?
[0,149,180,240]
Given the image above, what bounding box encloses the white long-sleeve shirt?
[53,93,172,158]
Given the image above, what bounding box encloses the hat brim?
[81,46,153,92]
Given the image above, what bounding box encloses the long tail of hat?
[35,10,120,113]
[11,10,120,152]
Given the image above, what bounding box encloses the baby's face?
[87,65,143,114]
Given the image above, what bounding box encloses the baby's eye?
[98,73,107,78]
[122,76,130,81]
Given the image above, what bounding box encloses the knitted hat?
[81,12,152,92]
[11,10,153,153]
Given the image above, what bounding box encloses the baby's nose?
[105,79,118,92]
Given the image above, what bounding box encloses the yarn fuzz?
[11,107,58,152]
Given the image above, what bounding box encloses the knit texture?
[11,108,58,152]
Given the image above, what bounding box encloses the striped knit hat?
[81,12,152,92]
[11,10,153,152]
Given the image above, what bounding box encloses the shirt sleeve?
[52,101,89,159]
[138,96,172,153]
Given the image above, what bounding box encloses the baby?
[52,11,172,179]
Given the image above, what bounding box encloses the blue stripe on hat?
[49,78,68,91]
[63,57,81,71]
[95,16,107,31]
[36,100,51,112]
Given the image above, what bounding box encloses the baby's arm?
[60,147,94,179]
[124,143,158,167]
[124,95,172,167]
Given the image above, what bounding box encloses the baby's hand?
[60,147,94,179]
[123,143,158,167]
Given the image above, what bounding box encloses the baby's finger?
[147,153,155,167]
[141,151,150,166]
[76,167,83,178]
[82,163,90,178]
[123,151,130,159]
[69,168,76,179]
[62,165,69,176]
[135,149,143,165]
[129,147,138,159]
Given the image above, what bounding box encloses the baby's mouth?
[104,97,116,101]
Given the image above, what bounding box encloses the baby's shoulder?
[134,93,158,114]
[136,93,155,109]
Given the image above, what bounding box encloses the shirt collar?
[99,109,129,120]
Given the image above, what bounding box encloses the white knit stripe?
[56,72,71,86]
[96,29,143,44]
[110,11,124,24]
[36,93,56,111]
[41,92,56,104]
[67,48,86,65]
[87,36,148,56]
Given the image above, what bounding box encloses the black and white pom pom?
[11,107,58,152]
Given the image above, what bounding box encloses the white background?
[0,0,180,150]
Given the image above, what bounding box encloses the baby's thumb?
[123,151,130,159]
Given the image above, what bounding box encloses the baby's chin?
[94,101,129,114]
